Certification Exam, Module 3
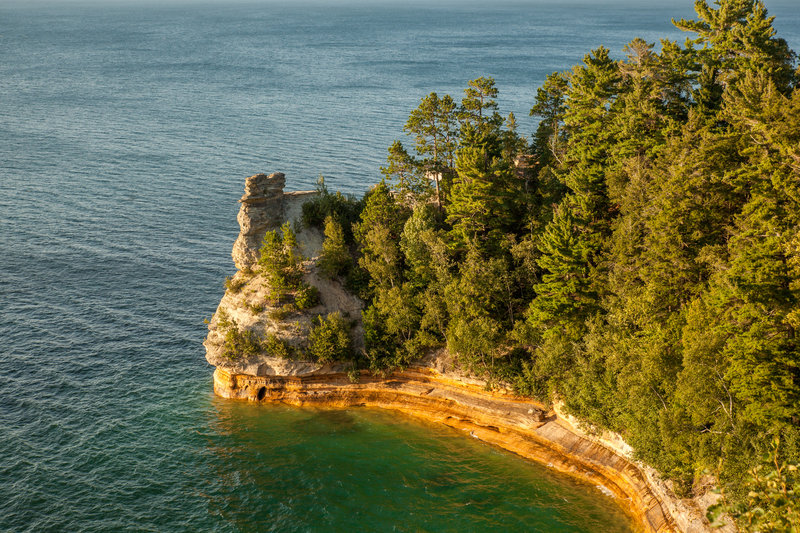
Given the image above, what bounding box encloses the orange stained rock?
[213,367,677,533]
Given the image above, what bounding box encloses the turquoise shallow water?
[204,403,634,532]
[1,1,798,531]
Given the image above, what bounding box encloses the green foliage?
[530,72,569,167]
[353,181,410,294]
[362,302,421,373]
[360,202,448,374]
[217,311,262,360]
[447,123,525,253]
[444,244,517,375]
[380,140,429,200]
[318,215,352,278]
[361,276,443,373]
[307,311,353,363]
[359,224,402,290]
[263,333,293,359]
[406,92,458,169]
[257,219,321,310]
[268,303,297,321]
[399,204,441,288]
[400,91,460,205]
[224,275,246,294]
[353,180,409,244]
[361,304,395,371]
[709,438,800,531]
[310,7,800,521]
[223,328,262,360]
[294,284,320,311]
[527,201,599,334]
[258,222,304,301]
[245,302,264,315]
[446,313,501,373]
[301,176,363,243]
[674,0,796,90]
[460,76,502,129]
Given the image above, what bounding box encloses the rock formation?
[205,173,735,533]
[231,172,287,271]
[204,173,363,376]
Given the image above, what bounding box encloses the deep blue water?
[1,1,798,531]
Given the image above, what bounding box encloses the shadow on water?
[289,409,362,437]
[423,471,464,494]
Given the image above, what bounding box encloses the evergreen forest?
[301,1,799,527]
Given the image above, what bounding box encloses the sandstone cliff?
[204,173,734,533]
[231,172,287,271]
[204,172,364,376]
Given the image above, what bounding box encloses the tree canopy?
[316,1,799,527]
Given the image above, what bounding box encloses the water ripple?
[5,0,798,531]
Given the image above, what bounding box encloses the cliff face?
[205,174,733,533]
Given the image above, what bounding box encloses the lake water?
[2,0,798,530]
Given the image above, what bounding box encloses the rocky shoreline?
[205,173,734,533]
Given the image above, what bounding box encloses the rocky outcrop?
[204,173,365,376]
[205,173,732,533]
[232,172,288,271]
[203,257,365,376]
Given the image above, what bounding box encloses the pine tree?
[561,47,620,224]
[380,140,428,200]
[526,201,599,334]
[257,222,304,301]
[353,181,408,244]
[674,0,796,91]
[403,92,459,205]
[446,124,519,252]
[400,204,438,288]
[530,71,569,168]
[460,76,503,130]
[318,216,352,278]
[526,48,619,340]
[527,72,570,233]
[445,243,511,374]
[353,181,409,292]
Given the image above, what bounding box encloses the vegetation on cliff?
[304,0,799,527]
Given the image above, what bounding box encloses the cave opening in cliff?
[256,387,266,401]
